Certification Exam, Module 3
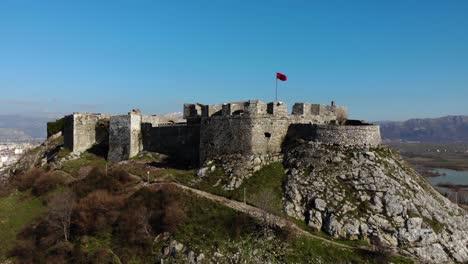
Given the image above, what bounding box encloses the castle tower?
[108,111,142,162]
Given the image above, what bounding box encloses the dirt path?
[149,181,364,250]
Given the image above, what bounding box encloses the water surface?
[428,168,468,185]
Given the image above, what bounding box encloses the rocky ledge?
[283,141,468,263]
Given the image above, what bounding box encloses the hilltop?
[1,134,413,263]
[0,100,467,263]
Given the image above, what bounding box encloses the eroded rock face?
[198,153,282,190]
[282,142,468,263]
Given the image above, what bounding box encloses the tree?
[335,107,348,125]
[48,188,76,241]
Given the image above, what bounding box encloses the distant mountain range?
[378,115,468,142]
[0,115,57,141]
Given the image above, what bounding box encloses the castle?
[59,100,381,167]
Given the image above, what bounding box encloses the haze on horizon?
[0,0,467,121]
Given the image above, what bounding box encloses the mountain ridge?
[378,115,468,142]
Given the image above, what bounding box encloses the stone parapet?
[314,124,381,146]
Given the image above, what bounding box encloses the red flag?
[276,72,287,81]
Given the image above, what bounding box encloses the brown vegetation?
[73,189,125,234]
[336,107,348,125]
[47,189,76,241]
[72,167,133,197]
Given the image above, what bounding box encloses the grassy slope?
[95,186,412,264]
[3,151,413,263]
[0,191,45,260]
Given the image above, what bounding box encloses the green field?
[0,191,45,261]
[388,142,468,173]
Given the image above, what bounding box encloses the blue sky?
[0,0,467,121]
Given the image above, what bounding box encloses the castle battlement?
[58,99,381,166]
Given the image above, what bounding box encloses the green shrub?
[47,118,64,138]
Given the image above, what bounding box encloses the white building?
[14,148,23,155]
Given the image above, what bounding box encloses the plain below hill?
[378,115,468,142]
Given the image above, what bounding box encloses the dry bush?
[148,185,187,234]
[73,190,124,235]
[44,241,74,264]
[48,188,76,241]
[335,107,348,125]
[73,167,130,198]
[277,221,297,242]
[15,168,46,191]
[117,205,152,245]
[8,239,36,262]
[32,171,71,196]
[0,182,13,197]
[111,169,133,184]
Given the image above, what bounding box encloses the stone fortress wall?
[314,124,381,146]
[60,100,381,167]
[63,113,111,153]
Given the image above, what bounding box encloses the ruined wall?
[142,115,163,126]
[314,124,381,146]
[200,101,292,166]
[63,115,74,150]
[199,116,253,162]
[141,124,200,166]
[108,113,142,162]
[250,117,290,154]
[63,113,110,153]
[183,103,203,124]
[290,103,343,124]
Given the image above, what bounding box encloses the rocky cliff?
[282,141,468,263]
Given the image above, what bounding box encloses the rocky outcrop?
[198,153,282,190]
[282,141,468,263]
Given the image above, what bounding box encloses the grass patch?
[286,236,413,263]
[56,147,71,160]
[422,216,444,234]
[61,152,107,176]
[124,163,196,184]
[194,162,286,215]
[0,191,45,260]
[173,191,259,253]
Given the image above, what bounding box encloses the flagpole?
[275,73,278,102]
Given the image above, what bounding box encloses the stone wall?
[199,116,253,162]
[63,115,74,150]
[314,124,381,146]
[199,100,351,163]
[141,124,200,166]
[250,117,290,154]
[63,113,110,153]
[108,113,142,162]
[62,100,381,166]
[290,103,345,124]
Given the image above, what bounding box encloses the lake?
[428,168,468,185]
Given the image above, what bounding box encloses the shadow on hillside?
[146,155,196,170]
[87,142,109,160]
